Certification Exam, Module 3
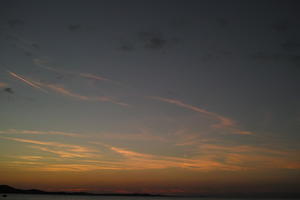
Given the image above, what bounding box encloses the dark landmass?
[0,185,164,197]
[1,185,299,198]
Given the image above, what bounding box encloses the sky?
[0,0,300,196]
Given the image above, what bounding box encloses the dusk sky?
[0,0,300,196]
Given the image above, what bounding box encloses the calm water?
[0,194,290,200]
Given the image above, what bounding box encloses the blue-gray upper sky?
[0,0,299,196]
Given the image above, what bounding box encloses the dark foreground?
[0,185,166,197]
[1,185,299,199]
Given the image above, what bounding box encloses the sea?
[0,194,293,200]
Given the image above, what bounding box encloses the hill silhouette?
[0,185,164,197]
[1,185,299,198]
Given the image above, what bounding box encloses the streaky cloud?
[108,145,245,171]
[79,73,110,81]
[6,70,129,106]
[0,136,98,159]
[0,136,85,149]
[99,131,167,142]
[150,96,234,128]
[0,129,82,137]
[38,83,129,106]
[7,71,48,93]
[150,96,254,135]
[16,156,43,161]
[33,58,114,83]
[30,146,94,158]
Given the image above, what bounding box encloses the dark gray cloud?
[7,19,25,28]
[139,32,180,50]
[197,50,233,62]
[271,20,289,32]
[119,31,180,52]
[5,34,19,42]
[31,43,40,50]
[4,88,14,94]
[169,17,190,29]
[144,37,167,50]
[281,40,300,52]
[68,24,81,32]
[251,52,300,65]
[119,44,135,51]
[200,53,216,62]
[138,31,167,50]
[24,51,32,56]
[216,18,229,28]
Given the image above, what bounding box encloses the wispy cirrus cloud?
[0,136,85,150]
[0,129,166,143]
[108,145,246,171]
[150,96,234,128]
[41,83,90,100]
[110,143,300,171]
[189,143,300,170]
[7,71,47,93]
[4,139,200,171]
[173,130,217,146]
[78,73,111,82]
[6,162,124,172]
[7,71,129,106]
[16,155,43,160]
[100,131,167,142]
[196,144,290,156]
[231,130,254,135]
[29,146,93,158]
[0,136,98,158]
[33,58,113,83]
[40,83,129,106]
[38,163,123,172]
[3,135,299,172]
[0,129,82,137]
[150,96,254,135]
